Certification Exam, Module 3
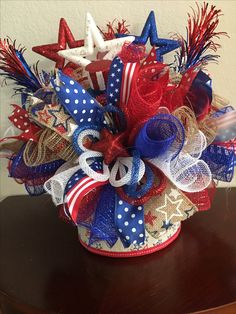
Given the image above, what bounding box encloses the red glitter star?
[32,18,84,69]
[144,211,157,227]
[91,129,129,165]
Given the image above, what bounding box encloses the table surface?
[0,188,236,314]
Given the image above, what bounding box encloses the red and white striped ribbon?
[121,62,139,105]
[65,176,108,223]
[209,110,236,129]
[215,110,236,129]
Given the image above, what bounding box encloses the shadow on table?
[43,221,236,314]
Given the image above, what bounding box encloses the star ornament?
[90,129,129,165]
[135,11,180,61]
[58,13,135,67]
[118,11,180,62]
[32,18,84,69]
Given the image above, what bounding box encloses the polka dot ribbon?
[1,104,41,143]
[52,71,106,129]
[115,195,145,247]
[60,158,145,247]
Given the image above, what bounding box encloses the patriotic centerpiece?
[0,3,235,257]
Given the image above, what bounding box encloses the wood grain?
[0,189,236,314]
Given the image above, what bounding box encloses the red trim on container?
[79,226,181,258]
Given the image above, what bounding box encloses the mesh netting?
[201,144,235,182]
[135,114,184,159]
[10,144,64,180]
[44,161,81,205]
[147,112,212,192]
[183,181,216,211]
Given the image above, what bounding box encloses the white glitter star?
[58,12,135,67]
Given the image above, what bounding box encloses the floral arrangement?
[0,3,235,257]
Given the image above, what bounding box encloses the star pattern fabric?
[156,195,184,222]
[30,102,76,140]
[37,109,52,124]
[52,71,106,129]
[144,181,196,238]
[106,56,124,107]
[115,195,145,248]
[144,210,157,227]
[48,105,71,132]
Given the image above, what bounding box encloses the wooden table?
[0,188,236,314]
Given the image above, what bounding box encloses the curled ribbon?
[134,111,212,192]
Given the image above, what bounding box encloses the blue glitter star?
[135,11,180,61]
[118,11,180,62]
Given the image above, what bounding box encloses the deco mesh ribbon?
[0,3,235,251]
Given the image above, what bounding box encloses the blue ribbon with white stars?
[51,71,106,130]
[106,56,124,107]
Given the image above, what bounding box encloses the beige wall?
[0,0,236,197]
